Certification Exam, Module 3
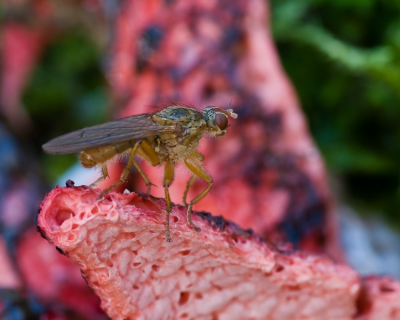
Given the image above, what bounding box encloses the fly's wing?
[42,113,182,154]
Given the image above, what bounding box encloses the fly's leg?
[132,158,153,195]
[183,154,213,233]
[183,175,196,206]
[90,165,108,187]
[163,162,175,242]
[182,151,204,206]
[136,139,160,195]
[99,141,143,198]
[186,184,212,233]
[80,150,109,187]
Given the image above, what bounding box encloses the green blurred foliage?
[23,31,108,182]
[270,0,400,225]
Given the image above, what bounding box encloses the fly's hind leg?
[79,151,109,187]
[99,141,142,198]
[90,165,108,187]
[183,153,213,233]
[183,175,196,206]
[163,162,175,242]
[182,151,204,206]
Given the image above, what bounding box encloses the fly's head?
[203,107,238,137]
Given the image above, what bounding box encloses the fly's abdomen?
[79,141,134,168]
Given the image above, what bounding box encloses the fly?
[42,105,238,241]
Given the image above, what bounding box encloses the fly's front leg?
[183,154,213,234]
[99,141,142,198]
[163,162,175,242]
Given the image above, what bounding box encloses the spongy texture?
[356,276,400,320]
[38,186,359,320]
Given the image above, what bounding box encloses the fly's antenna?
[225,109,238,119]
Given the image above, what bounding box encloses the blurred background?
[271,0,400,225]
[1,0,400,318]
[270,0,400,278]
[6,0,399,228]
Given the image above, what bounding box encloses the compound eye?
[215,113,228,130]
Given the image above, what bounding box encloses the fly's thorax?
[155,126,204,163]
[152,106,207,144]
[151,105,204,127]
[149,106,208,163]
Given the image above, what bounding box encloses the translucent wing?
[42,113,182,155]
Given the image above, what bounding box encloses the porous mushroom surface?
[37,186,359,320]
[356,276,400,320]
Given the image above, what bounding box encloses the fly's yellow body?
[43,105,237,241]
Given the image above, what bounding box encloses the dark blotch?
[355,285,372,316]
[142,26,163,51]
[137,25,164,72]
[211,215,226,229]
[380,285,395,293]
[80,270,89,285]
[203,83,216,98]
[244,145,327,249]
[194,211,264,242]
[275,265,284,272]
[178,292,190,305]
[55,246,66,256]
[223,26,243,44]
[36,225,48,241]
[245,228,256,236]
[65,179,75,188]
[34,207,41,225]
[276,164,327,249]
[196,211,226,230]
